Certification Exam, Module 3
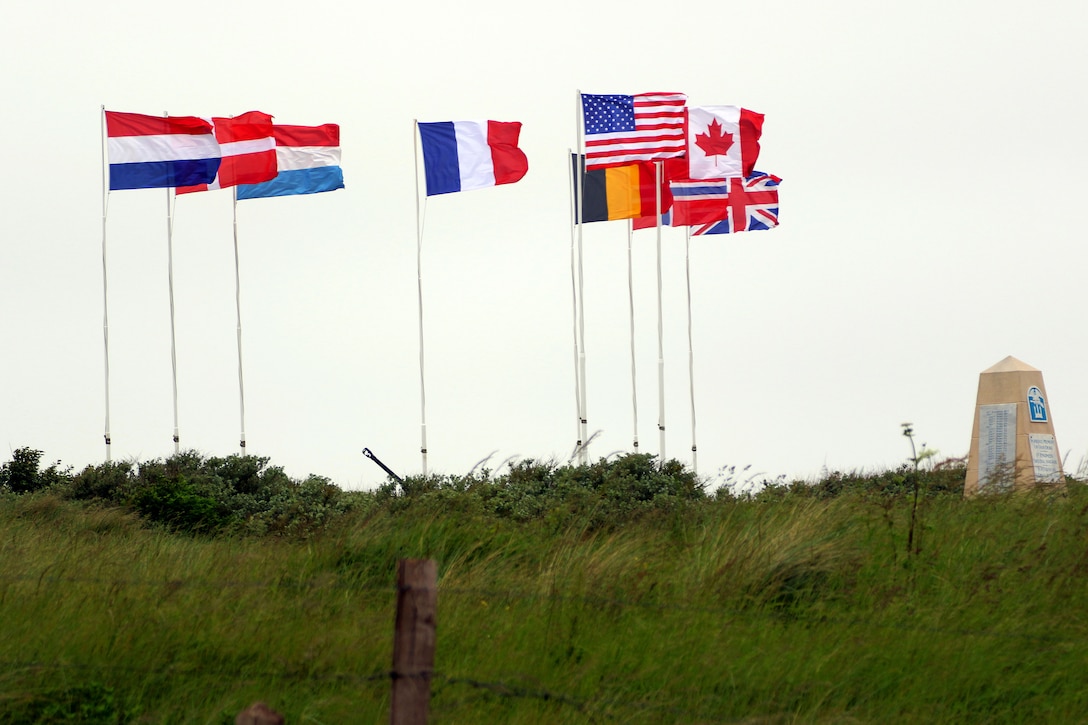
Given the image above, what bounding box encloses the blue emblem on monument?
[1027,386,1048,423]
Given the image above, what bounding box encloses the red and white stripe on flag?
[582,92,687,170]
[176,111,276,194]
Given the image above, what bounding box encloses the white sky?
[3,1,1087,490]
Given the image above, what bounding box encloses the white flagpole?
[575,91,588,464]
[655,161,666,462]
[160,112,181,455]
[232,188,247,455]
[165,178,181,455]
[100,106,112,462]
[627,220,639,452]
[685,226,698,475]
[567,150,583,456]
[413,120,429,477]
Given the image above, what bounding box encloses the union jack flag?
[670,171,781,234]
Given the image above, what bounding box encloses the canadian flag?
[686,106,764,180]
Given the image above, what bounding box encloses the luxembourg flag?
[235,124,344,200]
[105,111,220,190]
[176,111,276,194]
[417,120,528,196]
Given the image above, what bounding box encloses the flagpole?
[567,150,583,457]
[627,220,639,452]
[655,161,666,463]
[232,187,247,455]
[159,113,181,456]
[575,90,588,464]
[165,179,181,455]
[685,226,698,475]
[413,120,429,477]
[100,106,112,462]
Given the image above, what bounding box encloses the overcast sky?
[3,1,1086,490]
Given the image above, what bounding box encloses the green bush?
[51,451,361,538]
[132,475,232,534]
[0,446,972,541]
[382,453,708,531]
[748,462,967,501]
[64,461,134,502]
[0,447,48,494]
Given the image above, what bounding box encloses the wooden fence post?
[390,558,437,725]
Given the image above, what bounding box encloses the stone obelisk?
[965,356,1064,496]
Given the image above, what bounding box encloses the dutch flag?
[105,111,220,191]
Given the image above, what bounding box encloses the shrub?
[0,447,45,494]
[378,453,707,530]
[132,476,232,534]
[748,462,967,502]
[56,451,358,537]
[66,461,135,502]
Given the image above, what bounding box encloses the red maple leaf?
[695,119,734,159]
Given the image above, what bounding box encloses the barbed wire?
[433,672,783,723]
[0,659,392,685]
[0,659,752,723]
[0,572,397,594]
[435,673,587,711]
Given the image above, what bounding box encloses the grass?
[0,453,1085,723]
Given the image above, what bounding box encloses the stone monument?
[965,355,1064,496]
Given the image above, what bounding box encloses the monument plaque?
[1028,433,1062,483]
[978,403,1016,491]
[964,356,1065,496]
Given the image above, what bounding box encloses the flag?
[105,111,220,190]
[176,112,276,194]
[672,171,781,233]
[686,106,764,180]
[581,92,686,170]
[573,155,671,224]
[631,156,687,230]
[632,210,671,230]
[417,120,527,196]
[235,124,344,200]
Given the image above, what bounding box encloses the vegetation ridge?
[0,446,1082,723]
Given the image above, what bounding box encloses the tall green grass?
[0,452,1086,723]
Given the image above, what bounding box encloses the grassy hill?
[0,448,1084,723]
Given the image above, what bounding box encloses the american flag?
[672,171,781,234]
[581,92,686,170]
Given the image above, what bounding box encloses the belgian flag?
[572,154,671,224]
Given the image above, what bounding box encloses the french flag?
[417,120,528,196]
[105,111,220,190]
[176,111,277,194]
[235,124,344,200]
